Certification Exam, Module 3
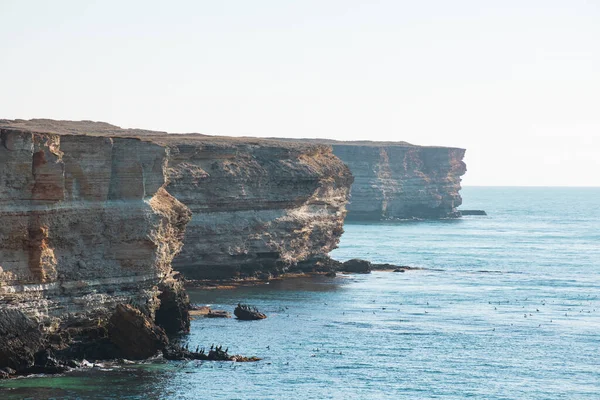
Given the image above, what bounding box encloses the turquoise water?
[2,187,599,399]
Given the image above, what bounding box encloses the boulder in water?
[340,259,372,273]
[0,309,44,373]
[234,304,267,320]
[459,210,487,216]
[155,278,191,334]
[206,310,231,318]
[108,304,169,360]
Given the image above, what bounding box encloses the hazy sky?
[1,0,598,186]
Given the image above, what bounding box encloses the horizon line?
[462,185,600,188]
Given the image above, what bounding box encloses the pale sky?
[1,0,598,186]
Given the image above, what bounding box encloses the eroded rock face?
[330,143,466,220]
[234,304,267,320]
[108,304,169,360]
[0,127,191,373]
[1,120,354,282]
[0,119,470,374]
[0,309,44,371]
[0,119,354,373]
[155,279,191,334]
[163,138,352,279]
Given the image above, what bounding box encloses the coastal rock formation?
[234,304,267,320]
[0,126,192,374]
[333,258,424,274]
[0,120,352,282]
[0,309,44,372]
[0,119,468,376]
[459,210,487,216]
[155,279,191,334]
[339,259,372,274]
[329,142,466,220]
[162,136,352,280]
[0,119,353,374]
[108,304,169,360]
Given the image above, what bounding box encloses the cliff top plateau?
[0,119,464,151]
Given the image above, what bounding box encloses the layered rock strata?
[0,127,192,373]
[272,138,467,220]
[329,142,466,219]
[0,118,468,376]
[161,136,352,279]
[0,120,353,281]
[0,119,353,374]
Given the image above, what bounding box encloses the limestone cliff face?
[0,119,468,372]
[162,137,352,279]
[0,120,353,372]
[0,128,191,340]
[330,143,466,220]
[0,119,352,286]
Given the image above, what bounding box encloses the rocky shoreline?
[183,257,430,290]
[0,121,351,378]
[0,256,423,379]
[0,276,269,379]
[0,119,467,379]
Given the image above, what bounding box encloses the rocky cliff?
[0,128,191,318]
[162,136,352,279]
[0,126,192,373]
[329,142,466,220]
[0,119,352,373]
[0,119,466,374]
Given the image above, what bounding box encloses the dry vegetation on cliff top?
[0,119,321,150]
[0,119,463,151]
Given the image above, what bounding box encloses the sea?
[1,187,599,399]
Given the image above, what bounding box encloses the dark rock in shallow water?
[335,259,423,273]
[340,259,372,273]
[371,263,398,270]
[459,210,487,216]
[21,363,69,375]
[257,272,272,280]
[54,325,120,362]
[163,344,228,361]
[155,278,191,334]
[0,309,44,372]
[163,344,260,362]
[0,322,72,377]
[33,348,61,369]
[188,306,230,318]
[108,304,169,360]
[294,256,342,273]
[189,306,212,319]
[371,263,416,271]
[1,367,16,377]
[234,304,267,320]
[206,310,231,318]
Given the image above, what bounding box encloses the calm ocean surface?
[2,187,599,399]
